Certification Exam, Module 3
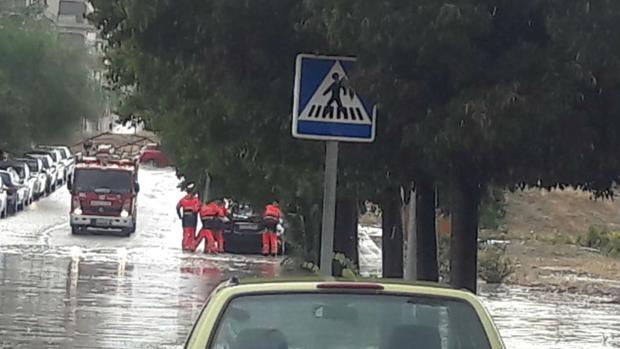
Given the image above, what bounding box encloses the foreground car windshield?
[210,293,491,349]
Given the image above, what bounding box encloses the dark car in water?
[223,214,285,255]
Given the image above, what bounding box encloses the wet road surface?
[1,167,619,348]
[0,168,280,348]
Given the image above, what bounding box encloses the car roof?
[209,277,474,301]
[185,277,505,349]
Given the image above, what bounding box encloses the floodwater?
[359,227,620,349]
[0,167,618,348]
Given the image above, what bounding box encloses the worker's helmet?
[186,182,196,193]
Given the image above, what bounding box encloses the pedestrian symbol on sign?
[323,72,347,116]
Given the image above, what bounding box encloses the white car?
[0,176,7,218]
[16,158,47,199]
[37,145,75,182]
[0,170,28,213]
[0,163,35,206]
[25,153,59,192]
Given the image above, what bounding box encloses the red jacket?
[263,204,282,220]
[177,194,200,214]
[217,205,228,218]
[200,202,220,218]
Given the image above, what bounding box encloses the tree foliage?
[91,0,620,287]
[0,6,104,151]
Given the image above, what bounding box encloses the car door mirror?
[67,180,73,191]
[134,182,140,194]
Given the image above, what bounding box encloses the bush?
[577,226,620,257]
[479,189,506,230]
[478,245,515,284]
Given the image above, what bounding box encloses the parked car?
[36,145,75,182]
[28,149,65,186]
[185,278,505,349]
[0,161,35,205]
[15,158,47,199]
[139,143,170,167]
[0,170,28,213]
[25,152,58,193]
[0,175,7,218]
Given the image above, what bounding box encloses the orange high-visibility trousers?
[214,231,225,253]
[182,227,196,251]
[261,232,278,255]
[197,229,216,253]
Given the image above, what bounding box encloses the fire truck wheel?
[71,225,83,235]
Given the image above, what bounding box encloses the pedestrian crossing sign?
[292,54,377,142]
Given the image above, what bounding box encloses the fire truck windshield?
[73,169,133,194]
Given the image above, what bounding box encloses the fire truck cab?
[68,155,140,237]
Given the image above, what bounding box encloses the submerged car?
[185,278,505,349]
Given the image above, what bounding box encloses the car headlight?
[74,208,82,215]
[120,210,129,218]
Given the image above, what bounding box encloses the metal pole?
[203,170,211,202]
[320,141,339,276]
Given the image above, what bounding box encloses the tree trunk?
[333,198,359,276]
[381,188,404,278]
[416,180,439,281]
[449,177,481,294]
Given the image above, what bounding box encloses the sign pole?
[320,140,339,276]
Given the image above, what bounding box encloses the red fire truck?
[68,155,140,236]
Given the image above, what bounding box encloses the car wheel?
[71,225,82,235]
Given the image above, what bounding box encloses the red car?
[139,143,170,167]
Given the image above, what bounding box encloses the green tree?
[0,8,104,151]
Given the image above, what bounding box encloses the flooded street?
[482,286,620,349]
[0,168,618,348]
[0,168,280,348]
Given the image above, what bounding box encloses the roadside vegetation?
[577,226,620,257]
[90,1,620,293]
[0,5,104,152]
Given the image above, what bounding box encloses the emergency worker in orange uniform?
[176,185,201,251]
[214,199,230,253]
[262,201,282,256]
[198,199,221,254]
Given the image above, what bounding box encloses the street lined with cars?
[0,145,74,219]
